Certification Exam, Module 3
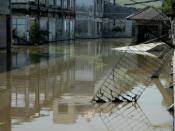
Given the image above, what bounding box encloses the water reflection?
[0,89,11,131]
[98,102,156,131]
[0,39,173,131]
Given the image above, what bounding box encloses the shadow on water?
[0,39,173,131]
[0,50,64,73]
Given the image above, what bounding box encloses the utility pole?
[7,15,11,53]
[6,0,11,53]
[36,0,40,45]
[124,0,161,6]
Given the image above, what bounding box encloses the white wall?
[49,18,56,41]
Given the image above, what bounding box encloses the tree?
[162,0,172,13]
[29,21,40,45]
[29,21,49,45]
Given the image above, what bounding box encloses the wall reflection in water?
[0,39,173,131]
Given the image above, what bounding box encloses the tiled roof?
[127,6,169,21]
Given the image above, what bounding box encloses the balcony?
[11,1,75,17]
[11,1,47,13]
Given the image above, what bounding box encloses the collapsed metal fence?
[91,42,173,103]
[92,6,174,103]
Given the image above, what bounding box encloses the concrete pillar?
[6,15,11,53]
[0,15,11,53]
[0,0,11,53]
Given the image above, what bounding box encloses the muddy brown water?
[0,39,173,131]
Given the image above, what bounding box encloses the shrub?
[29,21,40,44]
[162,0,173,14]
[112,26,125,32]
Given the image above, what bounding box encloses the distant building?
[0,0,11,50]
[10,0,141,44]
[11,0,75,44]
[127,6,170,43]
[102,0,136,38]
[75,0,104,39]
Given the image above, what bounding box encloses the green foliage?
[162,0,173,13]
[18,33,26,40]
[29,21,40,44]
[29,21,49,45]
[112,26,125,32]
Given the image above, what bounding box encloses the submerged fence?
[92,42,173,103]
[92,6,174,103]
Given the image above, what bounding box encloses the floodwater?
[0,39,173,131]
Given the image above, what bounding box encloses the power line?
[125,0,161,6]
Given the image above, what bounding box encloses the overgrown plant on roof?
[162,0,173,13]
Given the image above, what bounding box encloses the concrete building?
[127,6,170,43]
[0,0,11,51]
[75,0,104,39]
[11,0,75,45]
[10,0,139,44]
[102,0,136,38]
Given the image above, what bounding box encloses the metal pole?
[37,0,40,45]
[7,0,11,53]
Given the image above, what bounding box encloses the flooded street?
[0,39,173,131]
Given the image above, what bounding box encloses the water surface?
[0,39,173,131]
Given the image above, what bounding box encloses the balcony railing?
[11,1,75,16]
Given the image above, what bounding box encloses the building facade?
[128,6,170,44]
[0,0,11,50]
[75,0,104,39]
[11,0,75,44]
[11,0,138,44]
[102,0,136,38]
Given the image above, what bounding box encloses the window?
[56,0,61,7]
[12,16,27,38]
[63,0,68,9]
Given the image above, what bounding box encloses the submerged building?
[11,0,76,44]
[0,0,11,50]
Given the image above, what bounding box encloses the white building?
[11,0,75,44]
[75,0,104,39]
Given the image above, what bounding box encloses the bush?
[29,21,49,45]
[112,26,125,32]
[29,21,40,44]
[162,0,173,14]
